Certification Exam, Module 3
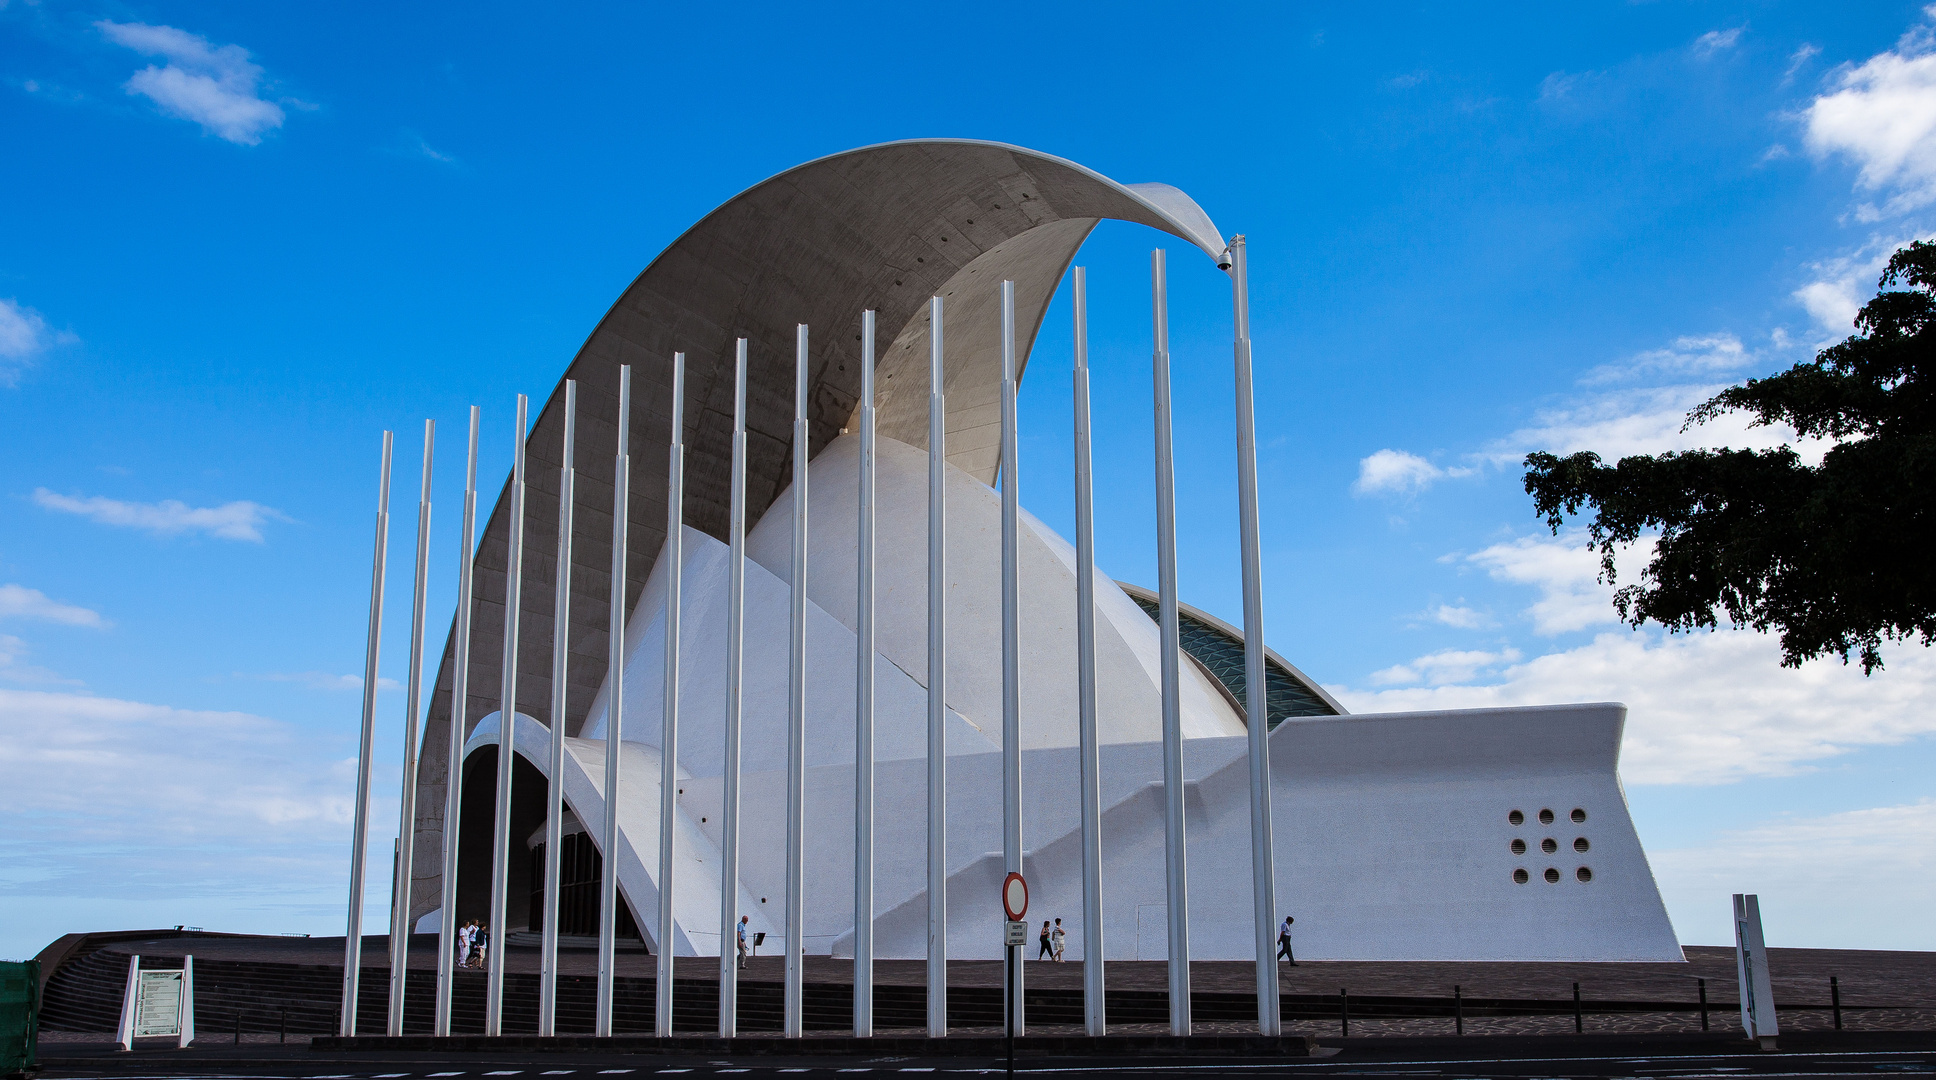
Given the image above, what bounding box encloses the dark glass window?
[1126,592,1338,728]
[530,832,642,939]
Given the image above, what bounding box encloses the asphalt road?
[30,1036,1936,1080]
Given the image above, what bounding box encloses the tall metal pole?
[784,326,809,1039]
[596,370,630,1038]
[657,354,686,1039]
[1151,250,1191,1037]
[853,312,877,1038]
[925,296,949,1039]
[1071,267,1107,1037]
[998,280,1024,1040]
[541,383,576,1036]
[436,407,479,1037]
[388,420,435,1036]
[486,394,529,1037]
[1227,235,1282,1036]
[341,431,393,1038]
[718,341,748,1038]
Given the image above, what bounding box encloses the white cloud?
[0,635,81,686]
[246,670,400,692]
[1538,71,1591,102]
[0,583,105,627]
[33,488,287,542]
[0,688,357,919]
[1651,800,1936,949]
[413,135,456,164]
[1465,530,1655,635]
[1490,383,1827,465]
[1431,604,1492,629]
[1370,647,1521,687]
[1802,17,1936,216]
[1580,333,1753,385]
[1693,27,1744,58]
[1333,630,1936,785]
[1353,449,1473,496]
[96,21,285,145]
[1785,43,1823,81]
[1791,232,1934,333]
[0,298,71,386]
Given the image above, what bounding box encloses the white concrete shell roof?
[409,140,1239,923]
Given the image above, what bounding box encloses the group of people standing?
[455,919,489,968]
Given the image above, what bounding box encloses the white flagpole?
[389,420,435,1036]
[435,407,478,1037]
[784,326,810,1038]
[998,280,1024,1039]
[718,341,748,1037]
[925,296,948,1039]
[541,383,577,1036]
[486,394,529,1037]
[657,354,686,1038]
[1227,235,1282,1037]
[1151,250,1192,1036]
[596,371,630,1037]
[853,312,877,1038]
[342,430,392,1037]
[1072,267,1106,1037]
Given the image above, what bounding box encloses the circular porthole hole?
[1538,808,1555,825]
[1574,837,1590,853]
[1513,869,1529,884]
[1571,808,1587,823]
[1541,838,1558,854]
[1510,838,1526,855]
[1508,810,1524,825]
[1544,868,1561,884]
[1576,867,1593,882]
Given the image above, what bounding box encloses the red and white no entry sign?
[1002,871,1029,921]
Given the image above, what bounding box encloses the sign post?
[1002,872,1028,1077]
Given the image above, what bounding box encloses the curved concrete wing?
[411,140,1230,922]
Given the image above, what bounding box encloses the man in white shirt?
[737,915,750,969]
[1277,916,1296,965]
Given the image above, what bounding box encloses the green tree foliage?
[1523,242,1936,673]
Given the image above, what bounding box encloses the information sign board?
[134,971,182,1037]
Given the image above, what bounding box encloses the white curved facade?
[455,432,1684,963]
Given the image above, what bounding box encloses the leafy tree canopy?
[1523,241,1936,673]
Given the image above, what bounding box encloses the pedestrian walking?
[1037,920,1053,961]
[737,915,750,969]
[457,920,474,968]
[1277,915,1296,965]
[476,922,489,968]
[1051,918,1066,962]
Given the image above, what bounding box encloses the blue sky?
[4,0,1935,961]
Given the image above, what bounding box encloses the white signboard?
[134,971,183,1037]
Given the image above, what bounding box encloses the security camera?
[1216,248,1235,271]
